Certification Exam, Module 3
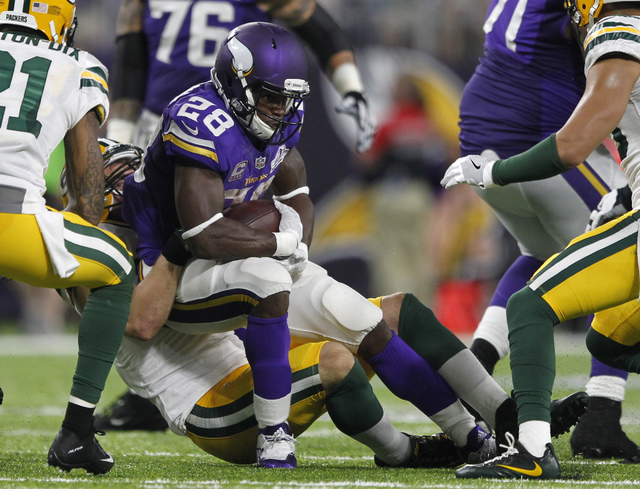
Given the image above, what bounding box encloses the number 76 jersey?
[0,31,109,206]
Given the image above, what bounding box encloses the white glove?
[335,91,376,153]
[586,185,632,232]
[272,200,303,257]
[279,242,308,276]
[441,155,497,189]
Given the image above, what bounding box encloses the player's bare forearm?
[116,0,144,35]
[187,217,282,261]
[63,111,104,225]
[110,99,142,123]
[126,256,182,340]
[261,0,315,26]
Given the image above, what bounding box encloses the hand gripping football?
[223,199,281,232]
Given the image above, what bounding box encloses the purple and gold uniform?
[142,0,270,117]
[123,81,303,266]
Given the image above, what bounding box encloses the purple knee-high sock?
[587,315,629,380]
[244,314,292,400]
[490,255,543,307]
[366,332,457,416]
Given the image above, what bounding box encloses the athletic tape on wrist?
[332,63,364,96]
[182,213,224,240]
[273,232,298,257]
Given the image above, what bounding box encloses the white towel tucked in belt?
[35,211,79,279]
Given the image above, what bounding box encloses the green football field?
[1,332,639,489]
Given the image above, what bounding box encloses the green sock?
[325,359,383,436]
[71,273,134,404]
[397,293,466,370]
[507,287,558,424]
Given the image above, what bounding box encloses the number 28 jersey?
[0,31,108,212]
[122,81,304,266]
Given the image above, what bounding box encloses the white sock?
[472,306,509,358]
[586,375,626,402]
[429,400,477,448]
[438,349,509,429]
[253,393,291,429]
[351,414,412,466]
[518,420,551,458]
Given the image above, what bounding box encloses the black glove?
[162,231,192,266]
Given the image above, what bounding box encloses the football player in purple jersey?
[118,21,511,469]
[455,0,638,463]
[106,0,375,153]
[91,121,586,470]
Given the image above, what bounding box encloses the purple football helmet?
[212,22,310,145]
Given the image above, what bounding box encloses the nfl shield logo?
[255,156,266,169]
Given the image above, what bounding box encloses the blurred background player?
[105,0,375,153]
[442,0,640,478]
[456,0,638,462]
[0,1,135,475]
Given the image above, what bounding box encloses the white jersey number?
[177,95,234,137]
[149,0,234,68]
[0,51,50,138]
[483,0,528,53]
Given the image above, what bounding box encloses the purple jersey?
[123,82,304,265]
[142,0,270,115]
[459,0,585,157]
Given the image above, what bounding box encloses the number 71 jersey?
[0,31,109,204]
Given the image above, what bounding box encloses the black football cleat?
[550,391,589,438]
[455,433,560,479]
[0,386,3,405]
[48,428,114,475]
[495,391,588,452]
[571,397,640,463]
[94,391,168,432]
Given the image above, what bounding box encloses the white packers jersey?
[0,31,109,212]
[115,329,247,436]
[584,16,640,210]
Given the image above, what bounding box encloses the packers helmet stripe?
[8,1,30,14]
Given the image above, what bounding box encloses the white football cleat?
[256,422,297,468]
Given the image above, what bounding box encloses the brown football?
[223,199,281,232]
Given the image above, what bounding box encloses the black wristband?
[292,4,353,70]
[162,231,192,266]
[111,32,149,103]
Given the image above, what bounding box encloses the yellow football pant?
[186,341,326,464]
[0,209,132,289]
